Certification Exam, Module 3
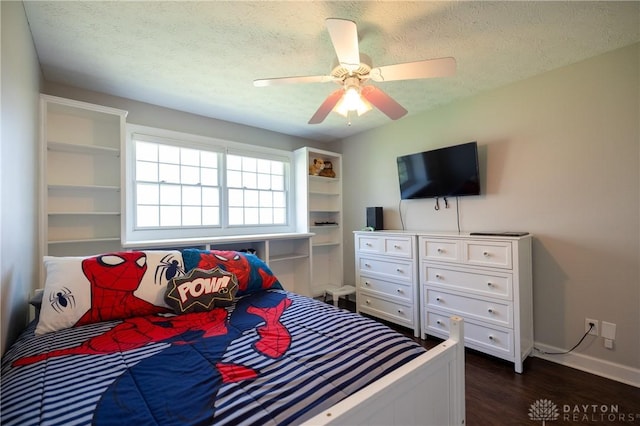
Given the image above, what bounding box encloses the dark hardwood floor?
[332,298,640,425]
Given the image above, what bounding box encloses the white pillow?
[35,250,185,335]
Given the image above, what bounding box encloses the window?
[124,125,293,244]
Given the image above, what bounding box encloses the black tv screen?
[397,141,480,200]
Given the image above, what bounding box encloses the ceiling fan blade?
[325,18,360,72]
[369,57,456,82]
[254,75,335,87]
[361,86,408,120]
[308,89,344,124]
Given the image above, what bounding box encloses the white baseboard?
[532,342,640,388]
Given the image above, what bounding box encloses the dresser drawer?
[463,240,512,269]
[383,236,413,258]
[359,292,413,326]
[423,264,512,300]
[424,311,513,357]
[358,275,412,303]
[356,235,383,253]
[358,257,413,282]
[420,238,460,262]
[425,288,513,328]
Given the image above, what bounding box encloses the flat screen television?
[397,141,480,200]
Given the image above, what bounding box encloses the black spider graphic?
[49,287,76,313]
[154,253,185,284]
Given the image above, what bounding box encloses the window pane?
[227,170,242,188]
[160,184,181,206]
[227,155,242,171]
[159,163,180,183]
[201,151,218,168]
[273,208,286,224]
[271,175,284,191]
[260,191,273,207]
[181,165,200,184]
[202,187,219,206]
[182,186,201,206]
[257,159,271,174]
[271,161,284,175]
[182,206,201,226]
[243,171,257,189]
[181,148,199,166]
[137,161,158,182]
[244,189,259,207]
[202,207,219,226]
[137,205,159,227]
[260,209,273,224]
[160,206,181,226]
[273,191,285,207]
[136,141,157,162]
[228,207,244,225]
[257,173,271,190]
[242,157,257,172]
[159,145,179,164]
[137,183,159,204]
[244,208,259,224]
[228,189,244,206]
[201,168,218,186]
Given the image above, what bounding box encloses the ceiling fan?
[253,18,456,125]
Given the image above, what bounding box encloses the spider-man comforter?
[1,290,424,426]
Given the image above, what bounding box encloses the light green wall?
[340,43,640,369]
[1,1,42,354]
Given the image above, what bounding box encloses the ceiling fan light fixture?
[333,78,372,118]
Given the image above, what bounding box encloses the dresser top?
[353,230,532,240]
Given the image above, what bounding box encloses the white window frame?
[123,124,295,245]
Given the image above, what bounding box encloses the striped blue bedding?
[1,290,424,425]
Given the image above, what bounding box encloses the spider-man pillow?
[35,250,185,335]
[165,267,238,314]
[182,249,283,296]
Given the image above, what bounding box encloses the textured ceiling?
[23,1,640,142]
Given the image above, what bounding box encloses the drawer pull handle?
[396,288,403,293]
[365,263,371,268]
[364,281,370,286]
[483,251,490,257]
[435,274,442,279]
[437,248,444,254]
[436,320,442,325]
[487,282,493,287]
[488,335,495,341]
[488,308,494,314]
[394,244,401,249]
[366,243,372,246]
[397,309,403,314]
[365,300,371,305]
[396,268,403,273]
[436,297,442,302]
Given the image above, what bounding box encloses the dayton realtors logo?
[529,399,640,424]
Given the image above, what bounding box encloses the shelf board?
[48,211,121,216]
[48,237,121,245]
[269,253,310,262]
[48,141,120,157]
[311,224,339,229]
[48,184,120,192]
[310,210,340,213]
[309,191,340,196]
[309,175,340,183]
[312,242,341,248]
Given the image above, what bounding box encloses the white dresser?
[418,233,533,373]
[354,231,419,337]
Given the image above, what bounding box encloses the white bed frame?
[304,316,465,426]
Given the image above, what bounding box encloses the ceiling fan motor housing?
[331,53,372,82]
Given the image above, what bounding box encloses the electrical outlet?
[585,318,599,336]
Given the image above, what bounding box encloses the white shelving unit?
[39,95,128,278]
[294,147,343,297]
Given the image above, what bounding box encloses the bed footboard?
[303,316,465,426]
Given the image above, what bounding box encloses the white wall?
[1,1,42,354]
[340,43,639,372]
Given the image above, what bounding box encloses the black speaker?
[366,207,383,230]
